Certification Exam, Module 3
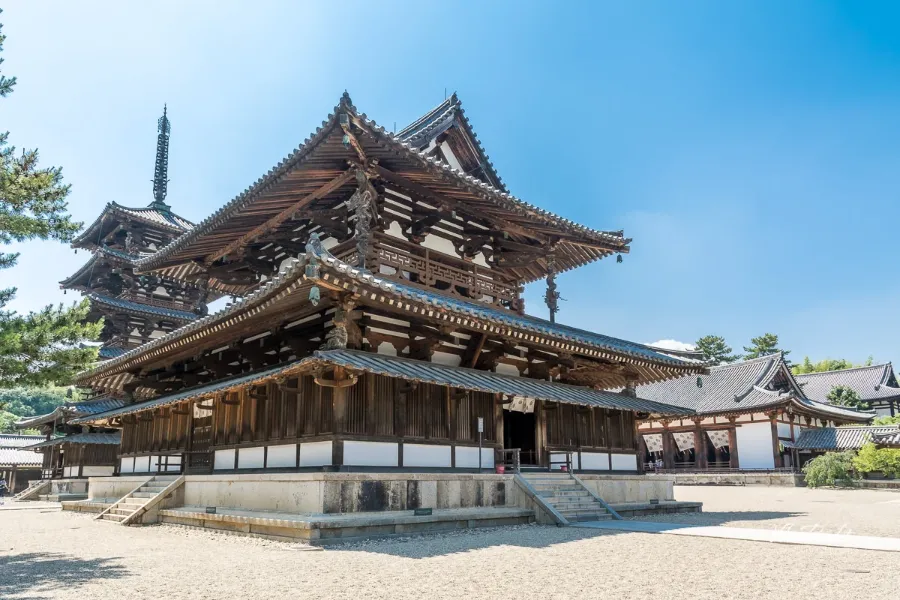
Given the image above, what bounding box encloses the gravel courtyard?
[2,486,899,600]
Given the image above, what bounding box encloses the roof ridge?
[794,363,893,378]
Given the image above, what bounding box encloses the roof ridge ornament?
[150,105,172,212]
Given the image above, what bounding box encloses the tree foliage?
[872,415,900,426]
[0,12,100,386]
[743,333,789,360]
[0,385,71,433]
[792,357,855,375]
[853,443,900,479]
[695,335,741,365]
[802,451,858,488]
[825,385,866,409]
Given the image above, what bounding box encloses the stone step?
[100,513,127,522]
[153,475,181,481]
[564,513,612,523]
[538,490,593,498]
[549,501,604,511]
[110,508,136,517]
[529,484,583,492]
[117,502,145,510]
[132,492,158,499]
[139,486,168,493]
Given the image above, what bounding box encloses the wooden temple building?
[794,363,900,417]
[1,434,43,494]
[635,353,873,471]
[69,93,708,478]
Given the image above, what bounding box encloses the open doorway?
[504,410,538,466]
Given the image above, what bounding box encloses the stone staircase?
[520,472,619,523]
[12,479,50,502]
[96,475,184,525]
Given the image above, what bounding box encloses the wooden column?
[769,413,783,468]
[727,418,740,468]
[693,419,708,469]
[636,429,647,474]
[661,423,675,469]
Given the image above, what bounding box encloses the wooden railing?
[373,242,520,306]
[496,449,522,473]
[548,451,575,472]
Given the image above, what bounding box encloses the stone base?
[607,500,703,518]
[158,506,534,544]
[61,500,111,514]
[663,473,805,487]
[40,493,88,502]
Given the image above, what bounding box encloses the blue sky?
[2,2,899,365]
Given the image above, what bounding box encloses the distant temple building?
[794,363,900,417]
[636,353,872,470]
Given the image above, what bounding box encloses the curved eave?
[88,293,198,323]
[73,202,192,249]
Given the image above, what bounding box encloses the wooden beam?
[204,169,356,265]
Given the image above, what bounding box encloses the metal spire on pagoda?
[150,105,171,211]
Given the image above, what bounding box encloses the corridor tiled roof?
[0,434,45,448]
[14,397,128,429]
[0,448,42,467]
[794,363,900,403]
[633,354,872,421]
[23,432,121,449]
[794,426,900,451]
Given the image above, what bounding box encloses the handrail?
[548,451,573,473]
[569,472,622,520]
[121,475,185,526]
[512,473,569,526]
[94,476,154,521]
[496,448,521,473]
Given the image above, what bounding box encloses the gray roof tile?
[794,426,900,450]
[88,292,197,322]
[795,364,900,403]
[23,432,121,449]
[0,448,42,467]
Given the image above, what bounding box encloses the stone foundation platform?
[607,500,703,518]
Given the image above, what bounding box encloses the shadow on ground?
[0,552,129,600]
[326,510,805,558]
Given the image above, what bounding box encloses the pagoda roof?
[14,396,127,429]
[73,350,694,426]
[60,245,143,290]
[397,93,506,191]
[136,93,630,286]
[23,432,121,450]
[633,354,873,422]
[98,346,128,360]
[88,292,197,322]
[73,201,193,249]
[76,240,705,394]
[794,363,900,403]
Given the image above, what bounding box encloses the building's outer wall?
[735,422,776,469]
[117,372,641,474]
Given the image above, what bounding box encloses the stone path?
[571,519,900,552]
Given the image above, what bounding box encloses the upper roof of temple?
[634,353,873,422]
[396,93,506,192]
[135,93,631,286]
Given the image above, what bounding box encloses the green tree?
[802,451,858,488]
[694,335,741,364]
[0,12,100,386]
[743,333,789,360]
[792,357,856,375]
[825,385,867,409]
[853,443,900,479]
[872,415,900,426]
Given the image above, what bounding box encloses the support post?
[769,413,783,468]
[727,419,740,469]
[693,418,708,470]
[661,422,675,469]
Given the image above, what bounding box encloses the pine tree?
[743,333,789,360]
[0,11,100,387]
[694,335,741,364]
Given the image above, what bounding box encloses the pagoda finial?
[150,104,171,211]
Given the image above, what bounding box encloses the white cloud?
[647,339,695,352]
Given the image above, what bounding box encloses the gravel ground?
[2,497,900,600]
[636,485,900,537]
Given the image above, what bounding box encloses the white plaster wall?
[432,351,462,367]
[494,363,520,377]
[735,422,776,469]
[421,233,458,257]
[119,457,134,474]
[383,220,405,240]
[777,422,792,439]
[64,466,76,477]
[343,441,399,467]
[134,456,151,473]
[299,441,332,467]
[550,452,579,470]
[610,454,638,471]
[238,447,265,469]
[214,449,235,471]
[455,446,495,468]
[149,456,159,472]
[82,466,114,477]
[439,141,464,172]
[266,444,297,468]
[404,444,452,467]
[580,452,610,470]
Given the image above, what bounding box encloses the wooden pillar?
[692,419,707,469]
[636,429,647,474]
[769,413,783,468]
[661,423,675,469]
[727,419,740,468]
[9,466,17,494]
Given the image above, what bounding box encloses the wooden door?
[186,400,214,473]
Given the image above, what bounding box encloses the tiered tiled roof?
[76,240,706,393]
[14,397,127,429]
[87,292,197,322]
[73,202,192,249]
[633,354,873,421]
[795,364,900,404]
